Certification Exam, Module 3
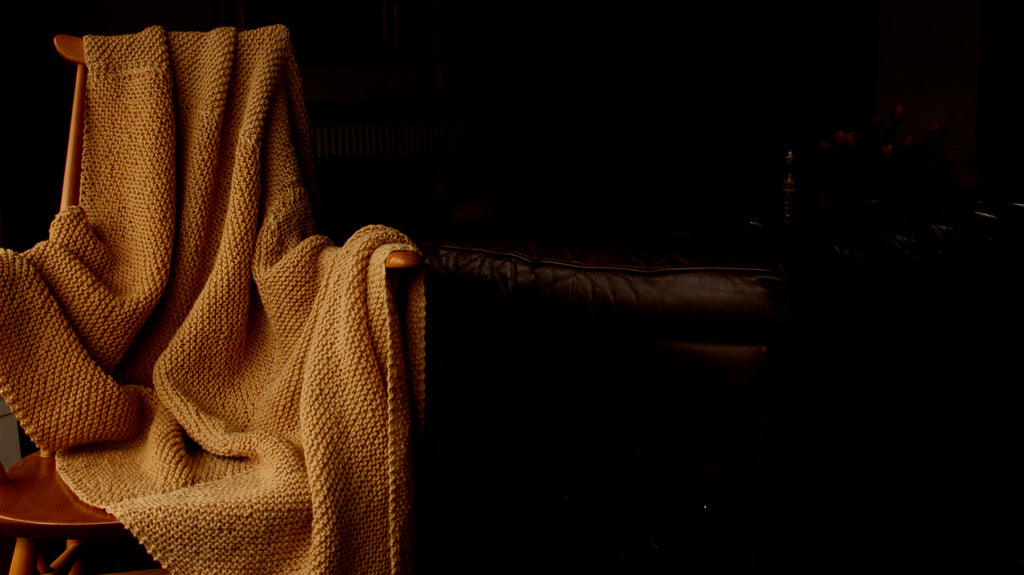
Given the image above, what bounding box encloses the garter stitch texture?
[0,25,424,574]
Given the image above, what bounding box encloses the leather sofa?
[307,135,1022,573]
[312,152,789,573]
[408,222,788,574]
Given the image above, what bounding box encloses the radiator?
[311,119,462,158]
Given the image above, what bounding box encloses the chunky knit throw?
[0,25,424,574]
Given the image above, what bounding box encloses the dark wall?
[7,1,226,252]
[424,1,848,231]
[4,0,811,248]
[5,1,993,247]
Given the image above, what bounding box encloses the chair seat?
[0,452,128,540]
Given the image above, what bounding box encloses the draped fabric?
[0,25,424,574]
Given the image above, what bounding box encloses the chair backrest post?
[60,63,87,210]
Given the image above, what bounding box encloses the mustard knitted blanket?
[0,25,424,574]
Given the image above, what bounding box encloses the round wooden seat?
[0,451,128,541]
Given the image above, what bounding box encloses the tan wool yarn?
[0,24,424,574]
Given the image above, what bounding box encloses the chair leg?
[65,540,85,575]
[8,538,38,575]
[47,540,84,575]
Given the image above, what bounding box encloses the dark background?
[7,0,1014,248]
[3,1,1021,573]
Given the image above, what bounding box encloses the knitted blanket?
[0,25,424,574]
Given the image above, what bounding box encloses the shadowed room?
[2,1,1021,573]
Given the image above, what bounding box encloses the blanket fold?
[0,24,424,575]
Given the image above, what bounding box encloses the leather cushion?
[417,224,786,344]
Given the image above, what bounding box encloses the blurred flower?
[812,103,955,228]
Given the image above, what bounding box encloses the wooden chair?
[0,33,420,575]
